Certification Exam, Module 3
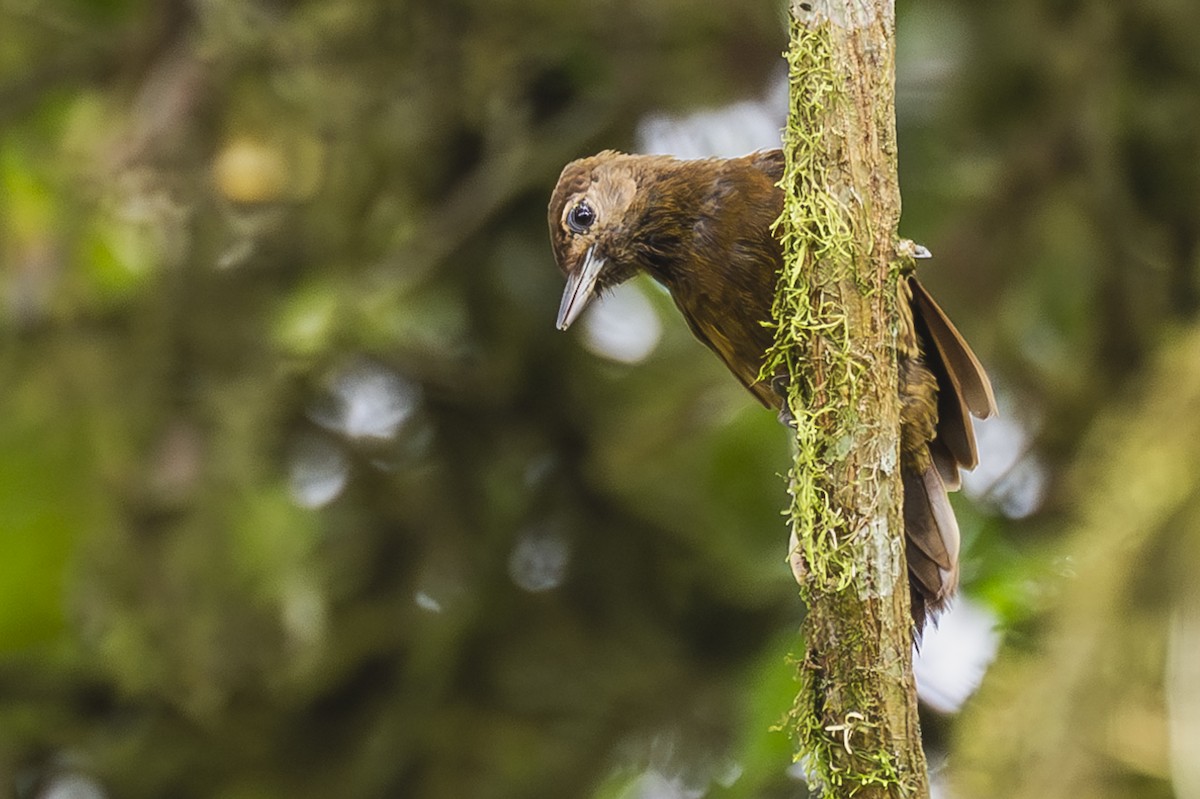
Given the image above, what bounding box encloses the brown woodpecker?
[547,149,996,628]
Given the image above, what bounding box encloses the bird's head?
[547,151,643,330]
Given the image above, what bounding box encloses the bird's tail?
[903,277,997,633]
[903,462,961,632]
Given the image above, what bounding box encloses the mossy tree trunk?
[766,1,929,796]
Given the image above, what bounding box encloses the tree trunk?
[766,1,930,796]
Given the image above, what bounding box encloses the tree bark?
[767,1,929,796]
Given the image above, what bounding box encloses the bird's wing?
[674,298,778,408]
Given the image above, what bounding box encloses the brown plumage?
[548,149,996,630]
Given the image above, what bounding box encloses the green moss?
[763,19,912,797]
[780,617,914,795]
[760,19,861,603]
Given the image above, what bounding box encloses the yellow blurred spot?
[213,138,289,203]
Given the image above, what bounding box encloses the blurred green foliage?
[3,0,1200,797]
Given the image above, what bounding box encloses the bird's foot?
[896,239,932,274]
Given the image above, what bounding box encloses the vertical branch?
[763,0,929,796]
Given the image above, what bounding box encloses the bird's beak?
[556,246,605,330]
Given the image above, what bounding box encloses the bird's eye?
[567,202,596,234]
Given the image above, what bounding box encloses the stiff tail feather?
[903,463,961,632]
[904,277,996,633]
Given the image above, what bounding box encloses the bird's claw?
[896,239,932,274]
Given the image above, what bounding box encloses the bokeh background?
[3,1,1200,797]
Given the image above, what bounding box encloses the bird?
[547,149,996,630]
